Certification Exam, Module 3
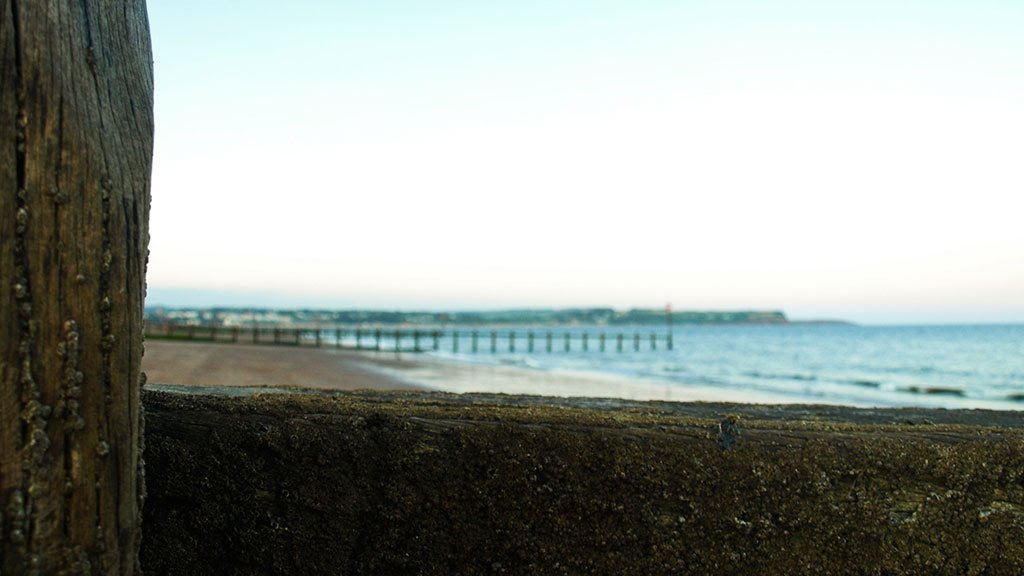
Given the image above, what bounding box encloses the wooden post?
[508,331,515,353]
[564,333,571,352]
[600,333,606,352]
[336,328,343,349]
[667,303,674,352]
[413,330,421,352]
[453,330,459,353]
[490,330,497,353]
[617,333,624,353]
[634,332,641,352]
[650,333,657,350]
[316,328,322,348]
[0,1,153,572]
[294,328,301,346]
[471,330,478,353]
[433,330,440,351]
[274,327,281,344]
[375,329,382,351]
[582,333,589,352]
[528,332,535,353]
[547,331,553,353]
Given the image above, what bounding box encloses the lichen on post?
[1,1,153,574]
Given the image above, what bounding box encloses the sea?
[397,323,1024,410]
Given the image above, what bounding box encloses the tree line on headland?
[145,307,796,327]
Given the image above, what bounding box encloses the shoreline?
[142,339,1021,409]
[142,339,801,404]
[365,353,806,405]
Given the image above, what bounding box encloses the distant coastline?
[788,319,858,326]
[144,306,852,327]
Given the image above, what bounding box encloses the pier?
[144,324,675,353]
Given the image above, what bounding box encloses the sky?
[145,0,1024,324]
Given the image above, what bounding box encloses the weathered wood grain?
[1,2,153,573]
[141,389,1024,575]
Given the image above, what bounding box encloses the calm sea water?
[416,324,1024,410]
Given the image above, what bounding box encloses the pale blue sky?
[146,1,1024,323]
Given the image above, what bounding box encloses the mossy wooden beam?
[140,389,1024,575]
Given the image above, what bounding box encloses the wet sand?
[370,354,804,404]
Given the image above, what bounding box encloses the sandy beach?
[142,340,421,391]
[142,339,803,404]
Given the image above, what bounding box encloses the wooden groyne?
[140,387,1024,575]
[144,323,675,353]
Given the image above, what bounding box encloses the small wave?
[847,379,881,388]
[888,365,976,379]
[745,371,817,382]
[899,386,965,397]
[1006,393,1024,402]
